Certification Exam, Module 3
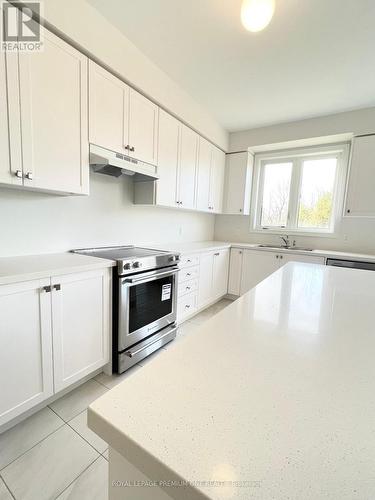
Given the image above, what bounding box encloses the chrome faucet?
[280,235,290,248]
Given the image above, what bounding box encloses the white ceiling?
[87,0,375,132]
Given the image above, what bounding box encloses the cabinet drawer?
[179,254,200,269]
[177,292,197,320]
[179,265,199,283]
[178,279,198,298]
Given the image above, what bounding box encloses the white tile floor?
[0,299,232,500]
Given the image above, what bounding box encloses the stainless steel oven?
[72,245,180,373]
[118,265,178,350]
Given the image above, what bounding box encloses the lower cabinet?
[229,248,326,296]
[51,270,110,392]
[198,249,229,308]
[0,268,110,427]
[0,279,54,427]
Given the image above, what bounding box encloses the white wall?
[215,107,375,254]
[35,0,228,151]
[0,174,215,258]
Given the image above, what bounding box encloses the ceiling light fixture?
[241,0,275,32]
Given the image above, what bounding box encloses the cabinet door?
[198,252,214,307]
[280,254,325,266]
[212,249,229,299]
[156,110,179,207]
[0,279,53,426]
[89,61,129,156]
[129,89,158,165]
[178,125,198,209]
[209,146,225,213]
[196,137,212,212]
[51,270,110,393]
[228,248,244,296]
[240,250,279,295]
[13,26,89,194]
[224,152,253,215]
[345,135,375,216]
[0,8,22,187]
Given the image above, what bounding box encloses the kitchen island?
[88,262,375,499]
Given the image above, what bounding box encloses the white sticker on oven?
[161,284,172,301]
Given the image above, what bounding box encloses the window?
[253,144,349,235]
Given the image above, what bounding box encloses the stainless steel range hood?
[89,144,158,181]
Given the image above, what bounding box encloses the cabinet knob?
[14,170,23,178]
[25,171,33,180]
[185,304,191,309]
[42,285,51,293]
[276,255,279,259]
[280,255,283,260]
[53,284,61,291]
[130,146,135,152]
[347,209,351,214]
[124,145,130,150]
[239,208,242,212]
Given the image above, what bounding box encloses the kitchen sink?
[257,244,313,252]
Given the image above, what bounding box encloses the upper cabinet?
[0,23,17,186]
[223,152,254,215]
[89,61,129,155]
[89,61,158,166]
[155,110,180,207]
[209,146,225,213]
[177,125,198,209]
[128,89,158,165]
[345,135,375,217]
[1,21,89,195]
[196,137,226,213]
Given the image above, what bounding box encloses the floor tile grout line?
[0,417,65,473]
[0,475,16,500]
[66,415,107,456]
[52,453,102,500]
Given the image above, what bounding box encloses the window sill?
[250,228,338,239]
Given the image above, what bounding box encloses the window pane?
[298,158,337,229]
[260,162,292,227]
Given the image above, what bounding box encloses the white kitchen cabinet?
[241,250,280,295]
[196,137,212,212]
[281,254,325,266]
[212,249,230,298]
[177,125,198,209]
[232,249,326,296]
[51,270,110,392]
[8,25,89,194]
[89,61,129,156]
[198,252,214,307]
[155,110,180,207]
[128,89,158,166]
[198,249,229,307]
[228,248,244,296]
[224,152,254,215]
[0,279,54,426]
[89,61,159,167]
[209,146,226,213]
[345,135,375,217]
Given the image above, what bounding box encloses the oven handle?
[124,325,176,357]
[122,267,179,285]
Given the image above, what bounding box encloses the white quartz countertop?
[151,240,231,254]
[0,253,115,285]
[88,262,375,499]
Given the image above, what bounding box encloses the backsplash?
[0,173,215,257]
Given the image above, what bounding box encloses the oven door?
[118,266,178,351]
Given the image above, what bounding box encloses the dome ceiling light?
[241,0,275,32]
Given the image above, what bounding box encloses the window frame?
[250,143,350,237]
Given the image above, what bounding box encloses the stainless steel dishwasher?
[326,258,375,271]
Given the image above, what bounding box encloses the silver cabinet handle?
[25,171,33,180]
[214,253,220,256]
[14,170,23,178]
